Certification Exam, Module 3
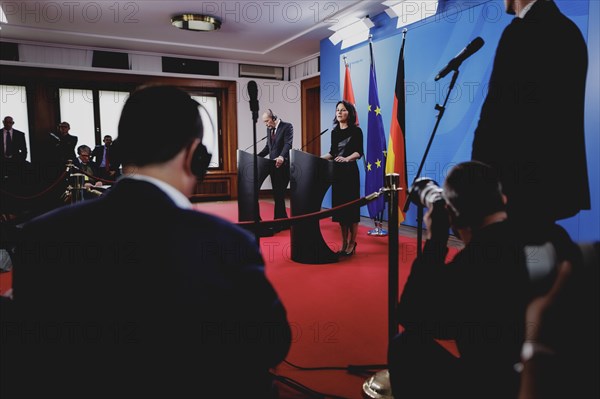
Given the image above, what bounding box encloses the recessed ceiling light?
[171,14,221,32]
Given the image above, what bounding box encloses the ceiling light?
[171,14,221,32]
[384,0,439,28]
[329,17,374,48]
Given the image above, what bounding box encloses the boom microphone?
[247,80,259,123]
[434,37,484,81]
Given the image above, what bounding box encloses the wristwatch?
[521,342,556,362]
[514,342,556,372]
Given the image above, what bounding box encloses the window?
[99,90,129,139]
[1,85,31,161]
[58,88,95,149]
[191,94,220,168]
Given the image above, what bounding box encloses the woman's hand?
[334,156,349,162]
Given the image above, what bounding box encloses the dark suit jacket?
[472,0,590,222]
[52,132,78,163]
[92,144,119,172]
[2,179,291,398]
[257,120,293,162]
[1,128,27,162]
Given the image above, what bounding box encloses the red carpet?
[0,201,458,398]
[194,201,460,398]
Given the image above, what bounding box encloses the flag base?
[367,221,388,236]
[362,369,393,398]
[368,227,388,236]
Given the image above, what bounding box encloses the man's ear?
[183,139,201,176]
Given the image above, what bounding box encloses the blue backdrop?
[320,0,598,241]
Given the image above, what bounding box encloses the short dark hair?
[443,161,505,227]
[117,85,203,166]
[332,100,357,127]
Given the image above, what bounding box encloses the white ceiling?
[0,1,390,66]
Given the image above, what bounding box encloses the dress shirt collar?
[121,174,193,209]
[518,0,538,18]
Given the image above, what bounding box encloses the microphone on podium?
[300,129,328,151]
[243,136,267,152]
[435,37,484,81]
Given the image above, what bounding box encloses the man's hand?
[424,201,450,241]
[275,156,284,168]
[525,261,573,347]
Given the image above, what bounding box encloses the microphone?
[243,136,267,152]
[300,129,328,151]
[49,132,61,142]
[247,80,259,123]
[434,37,484,81]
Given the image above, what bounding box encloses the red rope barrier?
[69,165,116,185]
[237,190,383,228]
[0,170,69,200]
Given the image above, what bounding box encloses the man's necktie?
[4,131,13,157]
[105,146,110,171]
[270,128,276,143]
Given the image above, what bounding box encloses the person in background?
[322,100,363,256]
[73,144,102,188]
[1,85,291,398]
[1,116,28,163]
[52,121,78,163]
[257,109,293,227]
[471,0,589,256]
[92,134,120,181]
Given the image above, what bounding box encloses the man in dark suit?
[92,134,120,181]
[257,109,293,222]
[388,161,530,398]
[1,116,28,163]
[2,86,291,398]
[471,0,589,247]
[52,121,78,163]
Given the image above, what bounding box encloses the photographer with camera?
[388,161,530,398]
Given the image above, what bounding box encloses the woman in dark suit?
[322,100,364,256]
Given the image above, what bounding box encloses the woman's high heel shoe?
[337,243,348,255]
[343,242,357,256]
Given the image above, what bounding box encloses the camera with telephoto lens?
[409,177,445,209]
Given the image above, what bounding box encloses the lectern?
[290,149,351,264]
[237,149,274,222]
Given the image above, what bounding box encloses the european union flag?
[365,51,387,218]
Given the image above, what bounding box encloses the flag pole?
[367,36,385,237]
[363,28,408,399]
[365,34,388,236]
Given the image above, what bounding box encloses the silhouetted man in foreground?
[1,86,291,398]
